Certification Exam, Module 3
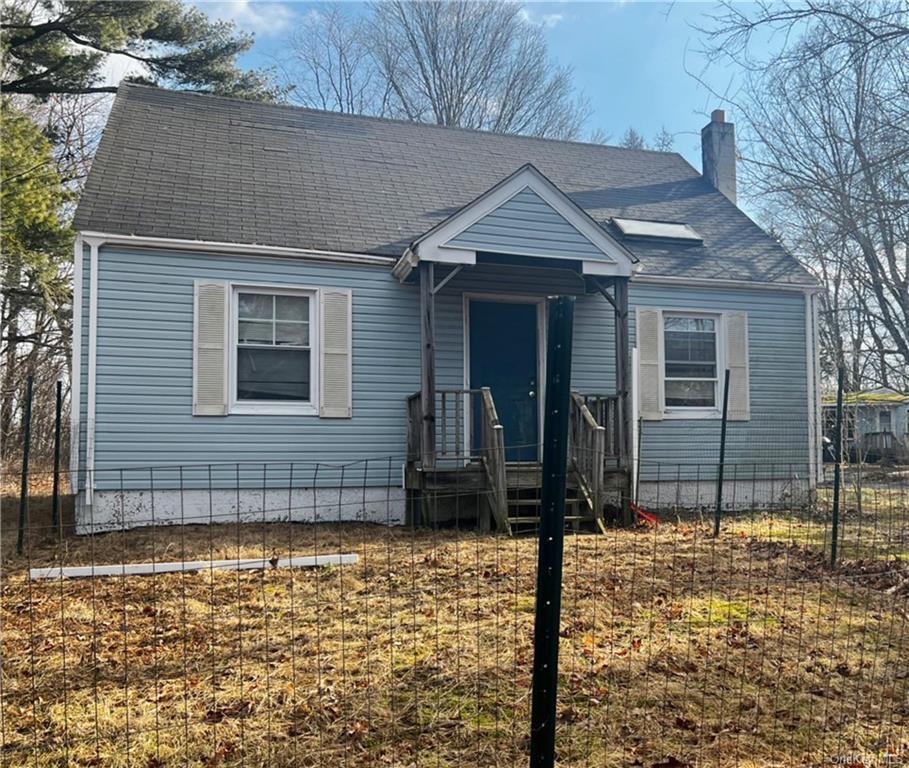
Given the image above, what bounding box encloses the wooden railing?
[406,388,509,532]
[579,393,622,463]
[406,388,476,463]
[570,393,606,519]
[479,387,509,533]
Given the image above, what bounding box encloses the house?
[822,388,909,462]
[70,84,822,532]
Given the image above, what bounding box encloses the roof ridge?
[119,82,691,162]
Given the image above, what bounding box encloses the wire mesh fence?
[1,453,908,767]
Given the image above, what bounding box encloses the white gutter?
[69,236,83,493]
[79,231,392,267]
[632,273,824,294]
[392,247,417,282]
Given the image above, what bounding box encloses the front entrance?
[468,298,540,462]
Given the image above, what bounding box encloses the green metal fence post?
[52,379,63,532]
[16,375,34,555]
[529,295,575,768]
[713,369,731,537]
[830,365,844,568]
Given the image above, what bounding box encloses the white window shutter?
[725,312,751,421]
[320,288,353,418]
[637,308,663,421]
[193,280,228,416]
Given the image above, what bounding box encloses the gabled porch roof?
[393,164,639,282]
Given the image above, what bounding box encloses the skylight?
[613,218,702,242]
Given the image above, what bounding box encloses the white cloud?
[519,7,566,29]
[196,1,299,37]
[98,53,147,88]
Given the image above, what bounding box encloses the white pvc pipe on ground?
[30,553,358,580]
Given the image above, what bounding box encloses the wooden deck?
[405,388,631,534]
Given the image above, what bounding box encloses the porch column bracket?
[590,277,619,312]
[419,261,437,468]
[590,276,626,317]
[431,264,464,295]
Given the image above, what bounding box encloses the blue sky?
[194,1,750,170]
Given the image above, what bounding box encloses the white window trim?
[228,283,320,416]
[879,409,892,432]
[661,310,726,420]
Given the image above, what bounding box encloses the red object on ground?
[630,502,660,527]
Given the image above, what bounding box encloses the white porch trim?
[632,273,823,294]
[393,164,638,282]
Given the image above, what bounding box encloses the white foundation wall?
[636,477,813,511]
[75,486,407,534]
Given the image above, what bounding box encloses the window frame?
[661,310,725,419]
[228,283,320,416]
[879,409,892,433]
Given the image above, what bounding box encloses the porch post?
[614,277,631,465]
[419,261,437,467]
[614,276,632,524]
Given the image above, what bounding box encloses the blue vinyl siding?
[447,188,611,262]
[630,284,810,481]
[84,246,419,488]
[78,246,811,489]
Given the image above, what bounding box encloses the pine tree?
[1,0,276,99]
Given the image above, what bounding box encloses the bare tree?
[700,3,909,389]
[618,127,647,150]
[587,127,611,145]
[652,126,675,152]
[701,0,908,69]
[283,1,590,139]
[281,6,391,114]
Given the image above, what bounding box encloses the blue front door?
[469,299,539,462]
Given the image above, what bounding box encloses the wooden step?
[505,464,542,487]
[507,498,579,507]
[507,515,589,525]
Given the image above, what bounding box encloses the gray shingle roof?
[75,83,814,285]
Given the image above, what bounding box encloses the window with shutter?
[636,308,750,422]
[228,285,319,416]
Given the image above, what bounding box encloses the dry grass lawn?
[1,512,907,767]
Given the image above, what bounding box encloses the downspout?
[69,235,83,493]
[812,291,823,485]
[805,289,822,488]
[85,238,101,507]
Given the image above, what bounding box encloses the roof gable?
[410,164,636,278]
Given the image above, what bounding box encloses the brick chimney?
[701,109,736,204]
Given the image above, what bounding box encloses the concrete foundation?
[636,477,813,512]
[75,486,407,534]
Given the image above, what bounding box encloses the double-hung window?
[663,314,719,410]
[880,410,892,433]
[231,287,317,414]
